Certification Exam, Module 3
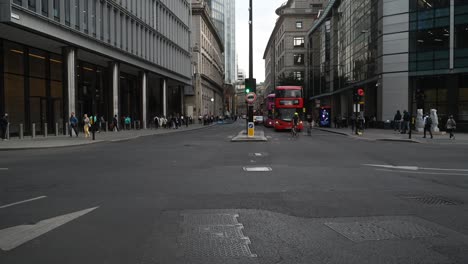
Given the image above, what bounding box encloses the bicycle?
[291,125,298,138]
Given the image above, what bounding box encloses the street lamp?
[211,98,214,116]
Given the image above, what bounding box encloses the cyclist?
[292,112,300,137]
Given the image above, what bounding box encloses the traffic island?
[231,130,268,142]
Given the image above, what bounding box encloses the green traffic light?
[246,89,250,93]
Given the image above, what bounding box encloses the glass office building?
[1,0,191,135]
[206,0,236,84]
[307,0,468,130]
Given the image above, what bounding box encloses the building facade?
[0,0,191,134]
[188,0,224,118]
[263,0,324,95]
[307,0,468,130]
[206,0,236,85]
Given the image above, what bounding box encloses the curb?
[313,128,421,143]
[312,128,350,136]
[0,124,218,151]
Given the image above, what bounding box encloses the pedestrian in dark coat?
[446,115,456,140]
[0,113,9,140]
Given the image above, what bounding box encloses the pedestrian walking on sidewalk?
[446,115,456,140]
[423,113,433,139]
[401,110,410,134]
[112,115,119,131]
[394,110,402,132]
[0,113,9,141]
[69,112,79,137]
[83,114,90,138]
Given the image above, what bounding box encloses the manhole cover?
[248,152,269,157]
[402,196,462,205]
[182,213,239,226]
[243,167,272,172]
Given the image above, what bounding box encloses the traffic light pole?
[247,0,254,127]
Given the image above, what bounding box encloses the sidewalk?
[313,127,468,144]
[0,124,213,151]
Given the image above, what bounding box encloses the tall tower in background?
[206,0,236,85]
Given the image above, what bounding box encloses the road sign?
[246,92,257,104]
[248,122,255,137]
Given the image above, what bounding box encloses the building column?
[141,71,147,129]
[110,61,120,117]
[163,78,167,117]
[63,47,76,119]
[450,0,455,70]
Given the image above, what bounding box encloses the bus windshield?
[275,108,296,122]
[276,89,302,98]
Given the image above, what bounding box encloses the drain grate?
[402,196,462,205]
[325,220,440,242]
[181,238,254,258]
[180,213,257,258]
[182,213,239,226]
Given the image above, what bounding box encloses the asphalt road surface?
[1,121,467,264]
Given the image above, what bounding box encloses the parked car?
[254,116,264,125]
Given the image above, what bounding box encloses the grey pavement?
[0,120,467,264]
[313,126,468,144]
[0,123,213,150]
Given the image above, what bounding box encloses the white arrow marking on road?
[0,196,47,209]
[363,164,468,172]
[0,206,99,251]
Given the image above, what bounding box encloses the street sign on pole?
[246,92,257,104]
[248,122,255,137]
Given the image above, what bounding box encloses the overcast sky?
[236,0,286,83]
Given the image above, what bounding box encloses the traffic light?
[245,78,256,94]
[353,88,365,103]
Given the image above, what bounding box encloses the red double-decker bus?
[274,86,304,131]
[263,93,275,127]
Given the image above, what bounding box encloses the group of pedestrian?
[152,114,191,129]
[69,113,108,138]
[393,110,410,134]
[393,110,457,139]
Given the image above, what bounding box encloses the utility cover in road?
[0,207,98,251]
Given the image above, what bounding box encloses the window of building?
[53,0,60,21]
[13,0,22,5]
[3,42,25,130]
[65,0,70,26]
[28,0,36,11]
[83,0,88,33]
[454,1,468,68]
[294,54,304,65]
[293,71,304,81]
[41,0,48,16]
[294,37,305,47]
[459,74,468,121]
[296,21,303,29]
[75,0,80,30]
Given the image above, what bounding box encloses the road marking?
[0,168,8,171]
[243,167,272,172]
[376,169,468,176]
[266,136,272,139]
[0,196,47,209]
[363,164,418,171]
[0,206,99,251]
[364,164,468,172]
